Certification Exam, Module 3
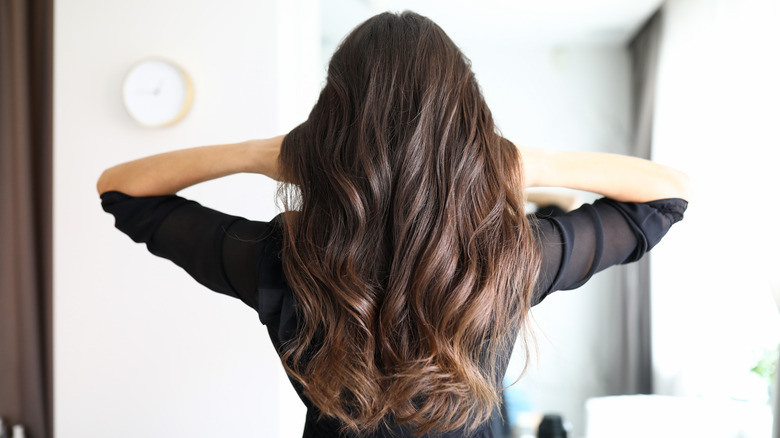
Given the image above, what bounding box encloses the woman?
[98,11,689,438]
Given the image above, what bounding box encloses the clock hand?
[154,80,164,95]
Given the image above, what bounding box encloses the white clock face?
[122,59,193,127]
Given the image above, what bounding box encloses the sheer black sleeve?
[100,191,283,314]
[530,197,687,306]
[101,191,687,317]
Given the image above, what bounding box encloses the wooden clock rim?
[121,56,194,128]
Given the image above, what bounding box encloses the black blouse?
[101,191,687,438]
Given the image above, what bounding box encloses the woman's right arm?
[519,146,691,202]
[517,145,690,304]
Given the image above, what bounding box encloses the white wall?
[54,0,319,437]
[651,0,780,404]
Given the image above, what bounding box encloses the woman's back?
[274,11,541,436]
[100,191,686,437]
[98,10,689,438]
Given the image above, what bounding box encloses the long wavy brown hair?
[276,11,540,437]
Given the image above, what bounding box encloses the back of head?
[277,10,540,436]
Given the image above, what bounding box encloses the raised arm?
[96,135,285,196]
[515,145,690,304]
[519,146,691,202]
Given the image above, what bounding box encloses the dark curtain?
[609,7,663,395]
[0,0,54,436]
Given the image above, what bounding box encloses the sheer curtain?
[0,0,54,436]
[650,0,780,432]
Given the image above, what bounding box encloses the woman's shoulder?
[252,212,299,340]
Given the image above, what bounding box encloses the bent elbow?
[96,168,114,195]
[671,168,692,202]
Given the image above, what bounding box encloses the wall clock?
[121,58,194,127]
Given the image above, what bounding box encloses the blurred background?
[2,0,779,437]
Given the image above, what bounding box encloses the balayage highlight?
[276,11,541,436]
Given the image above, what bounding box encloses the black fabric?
[101,191,687,437]
[530,197,685,305]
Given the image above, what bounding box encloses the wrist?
[518,146,549,188]
[243,135,284,180]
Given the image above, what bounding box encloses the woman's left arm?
[96,135,284,196]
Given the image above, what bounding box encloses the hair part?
[276,10,540,436]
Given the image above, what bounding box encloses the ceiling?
[322,0,665,47]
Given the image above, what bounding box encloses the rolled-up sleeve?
[101,191,282,314]
[531,197,688,306]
